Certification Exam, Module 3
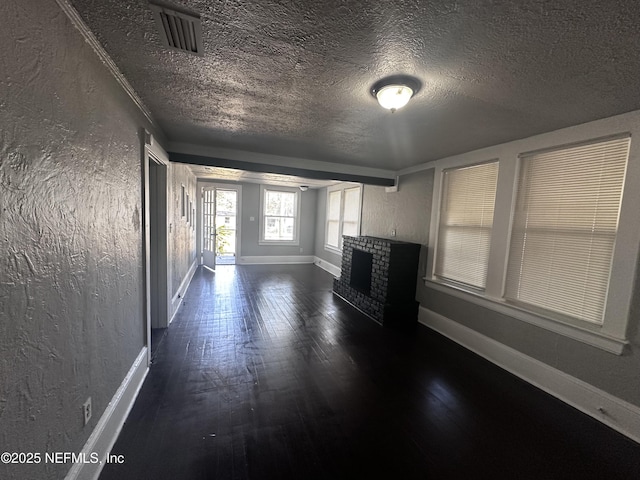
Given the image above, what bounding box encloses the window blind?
[326,190,341,248]
[505,136,630,324]
[435,161,498,289]
[342,187,360,239]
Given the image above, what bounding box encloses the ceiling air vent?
[149,2,203,56]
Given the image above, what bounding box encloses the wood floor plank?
[100,264,640,480]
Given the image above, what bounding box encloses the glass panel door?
[202,187,217,270]
[202,186,239,269]
[214,189,237,265]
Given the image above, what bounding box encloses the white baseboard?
[418,306,640,444]
[170,259,197,324]
[65,347,149,480]
[313,257,341,277]
[237,255,315,265]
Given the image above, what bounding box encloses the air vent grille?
[149,3,203,56]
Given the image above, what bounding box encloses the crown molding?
[55,0,157,128]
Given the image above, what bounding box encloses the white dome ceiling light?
[371,76,421,113]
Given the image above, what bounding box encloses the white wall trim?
[55,0,157,128]
[418,306,640,444]
[170,259,197,324]
[313,257,341,277]
[237,255,314,265]
[65,347,149,480]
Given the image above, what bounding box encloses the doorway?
[143,134,171,364]
[149,159,168,326]
[202,185,241,270]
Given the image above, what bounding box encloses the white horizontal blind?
[326,190,341,248]
[505,136,630,324]
[341,187,361,242]
[435,161,498,288]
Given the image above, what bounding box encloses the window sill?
[423,278,628,355]
[324,245,342,255]
[258,240,299,246]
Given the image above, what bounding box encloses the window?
[326,190,341,249]
[434,161,498,289]
[260,186,300,244]
[427,133,634,353]
[325,184,362,251]
[342,187,361,238]
[505,137,630,324]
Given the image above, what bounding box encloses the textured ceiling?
[69,0,640,171]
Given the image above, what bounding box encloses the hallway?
[100,265,640,479]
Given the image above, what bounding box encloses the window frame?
[503,137,630,325]
[259,185,301,245]
[425,131,639,355]
[433,160,499,291]
[324,183,362,254]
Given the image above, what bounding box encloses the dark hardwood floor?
[100,264,640,480]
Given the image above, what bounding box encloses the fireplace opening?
[350,249,373,294]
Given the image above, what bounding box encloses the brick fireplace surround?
[333,236,421,327]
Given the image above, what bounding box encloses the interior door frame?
[197,181,242,269]
[143,131,172,365]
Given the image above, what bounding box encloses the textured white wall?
[361,170,433,277]
[170,164,197,296]
[361,171,433,247]
[0,1,166,478]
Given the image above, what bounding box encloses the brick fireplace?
[333,236,421,327]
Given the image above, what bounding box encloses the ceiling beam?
[169,152,396,186]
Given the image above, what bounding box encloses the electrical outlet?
[391,229,396,237]
[83,397,92,426]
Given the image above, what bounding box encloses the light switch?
[249,216,255,221]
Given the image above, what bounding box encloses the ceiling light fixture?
[371,75,421,113]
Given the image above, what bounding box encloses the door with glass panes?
[202,186,239,269]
